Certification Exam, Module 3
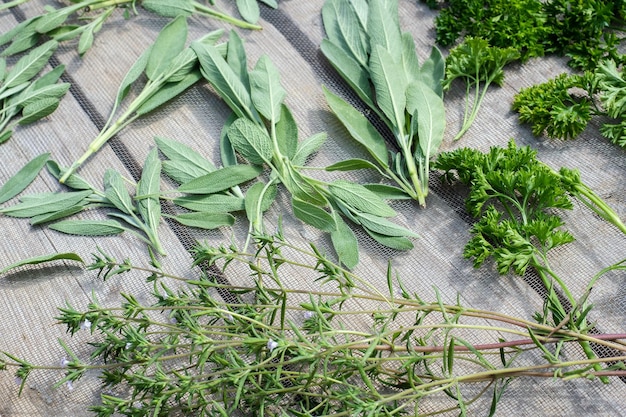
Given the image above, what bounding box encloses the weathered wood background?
[0,1,625,415]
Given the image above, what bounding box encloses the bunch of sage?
[0,0,267,58]
[59,16,225,182]
[177,30,418,268]
[321,0,446,207]
[0,152,165,255]
[0,40,70,142]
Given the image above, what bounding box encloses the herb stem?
[192,1,262,30]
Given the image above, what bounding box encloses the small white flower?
[80,319,91,331]
[266,339,278,352]
[65,380,74,391]
[303,311,315,320]
[125,342,132,350]
[60,357,70,368]
[224,313,234,322]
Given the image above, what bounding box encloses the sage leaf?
[367,0,402,62]
[358,212,418,238]
[18,97,62,125]
[401,32,420,84]
[192,41,256,121]
[10,82,70,109]
[292,198,337,232]
[137,149,162,237]
[420,46,445,98]
[50,219,126,236]
[220,114,238,167]
[292,132,327,167]
[31,64,65,89]
[329,180,396,217]
[0,153,49,204]
[3,40,57,89]
[406,81,445,159]
[0,190,92,218]
[46,161,94,191]
[322,0,368,67]
[369,45,407,128]
[0,252,83,275]
[366,229,414,250]
[112,46,151,114]
[236,0,260,24]
[142,0,194,17]
[363,183,411,200]
[136,71,202,116]
[226,31,250,93]
[323,86,388,167]
[156,136,216,184]
[35,9,70,34]
[178,164,262,194]
[30,205,85,225]
[321,39,375,109]
[166,212,235,229]
[103,170,135,214]
[250,55,286,125]
[245,181,277,226]
[330,214,359,269]
[174,194,245,213]
[227,117,273,165]
[2,31,39,57]
[275,104,298,159]
[259,0,278,7]
[325,158,381,173]
[77,26,95,56]
[146,16,188,81]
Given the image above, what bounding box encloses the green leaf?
[0,190,92,218]
[227,117,273,165]
[192,41,256,120]
[30,205,85,225]
[34,9,70,34]
[367,0,402,61]
[220,113,238,167]
[111,46,152,114]
[365,229,414,250]
[226,30,250,92]
[358,212,418,238]
[250,55,286,125]
[10,83,70,109]
[137,149,162,234]
[325,158,381,172]
[275,104,298,159]
[236,0,260,24]
[50,219,126,236]
[0,252,83,275]
[142,0,194,17]
[400,32,421,84]
[31,65,65,89]
[292,198,337,232]
[46,161,94,191]
[174,194,245,213]
[323,86,388,167]
[18,97,62,125]
[103,170,135,214]
[322,0,368,67]
[320,39,375,109]
[178,164,262,194]
[245,181,277,226]
[330,214,359,269]
[146,16,188,81]
[0,153,49,204]
[156,136,215,183]
[406,81,445,158]
[167,212,235,229]
[330,179,396,217]
[2,30,40,57]
[420,46,445,97]
[369,44,407,128]
[292,132,327,167]
[77,25,94,56]
[363,183,411,200]
[3,40,57,89]
[135,70,202,116]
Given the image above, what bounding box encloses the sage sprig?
[0,40,70,142]
[321,0,446,207]
[0,0,266,58]
[59,17,225,182]
[189,31,417,268]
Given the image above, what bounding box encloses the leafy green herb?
[0,252,83,275]
[60,17,223,182]
[0,41,69,142]
[322,0,446,207]
[443,37,520,139]
[436,140,626,378]
[190,30,417,268]
[0,153,49,204]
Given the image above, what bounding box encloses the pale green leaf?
[46,161,94,191]
[135,71,202,116]
[406,81,445,158]
[77,26,94,56]
[220,113,238,167]
[35,9,70,34]
[369,45,407,128]
[363,183,411,200]
[142,0,194,17]
[156,136,215,183]
[146,16,188,81]
[226,30,250,92]
[4,40,57,88]
[325,158,380,172]
[236,0,260,24]
[2,31,39,57]
[178,164,262,194]
[358,212,418,238]
[30,205,85,225]
[167,212,235,229]
[292,197,337,232]
[227,117,273,165]
[292,132,327,167]
[103,170,135,214]
[174,194,244,213]
[50,219,126,236]
[0,153,49,204]
[420,46,445,98]
[330,179,396,217]
[322,0,368,67]
[112,46,152,113]
[245,181,277,226]
[331,214,359,269]
[323,86,388,167]
[366,229,414,250]
[10,83,70,109]
[250,55,286,124]
[275,104,298,159]
[367,0,402,61]
[18,97,62,125]
[0,252,83,275]
[401,32,420,84]
[137,148,162,233]
[0,190,92,218]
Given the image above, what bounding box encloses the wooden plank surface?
[0,1,625,415]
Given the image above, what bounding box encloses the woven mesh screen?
[0,1,625,416]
